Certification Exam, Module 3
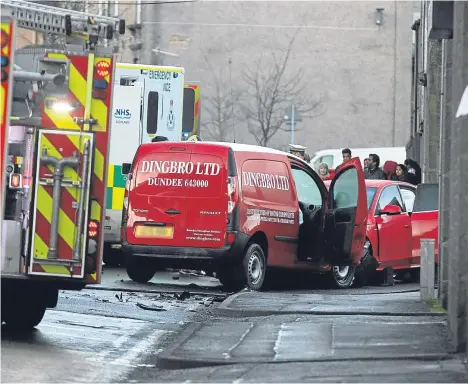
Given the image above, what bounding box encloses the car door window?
[377,185,404,214]
[399,187,416,213]
[332,167,358,209]
[413,183,439,212]
[291,167,323,207]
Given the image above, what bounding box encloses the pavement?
[151,289,468,382]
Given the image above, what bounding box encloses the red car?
[324,180,439,284]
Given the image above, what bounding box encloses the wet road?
[3,267,460,383]
[1,268,225,383]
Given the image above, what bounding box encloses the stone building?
[140,0,413,152]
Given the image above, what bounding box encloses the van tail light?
[88,220,99,238]
[227,176,238,214]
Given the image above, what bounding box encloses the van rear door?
[126,143,228,248]
[184,148,228,248]
[126,144,193,247]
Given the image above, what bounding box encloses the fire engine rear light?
[88,220,99,238]
[92,89,107,100]
[93,79,108,89]
[9,173,22,189]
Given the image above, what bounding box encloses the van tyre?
[328,266,355,288]
[243,243,266,291]
[125,255,157,283]
[217,243,267,292]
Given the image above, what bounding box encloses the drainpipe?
[41,149,79,259]
[412,19,421,139]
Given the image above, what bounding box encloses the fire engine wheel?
[328,265,356,288]
[125,255,157,283]
[2,300,46,330]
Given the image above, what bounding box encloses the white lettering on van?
[242,171,290,191]
[139,161,219,176]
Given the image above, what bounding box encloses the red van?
[120,142,368,290]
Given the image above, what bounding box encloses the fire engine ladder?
[1,0,126,45]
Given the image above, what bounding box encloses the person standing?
[289,144,307,160]
[395,164,410,182]
[342,148,352,163]
[365,154,386,180]
[363,158,370,171]
[317,162,332,180]
[404,159,422,185]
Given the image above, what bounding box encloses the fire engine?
[1,0,125,329]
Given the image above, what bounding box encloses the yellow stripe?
[112,187,125,210]
[33,233,49,259]
[94,147,105,181]
[41,264,71,275]
[37,185,76,249]
[107,164,114,187]
[91,200,102,222]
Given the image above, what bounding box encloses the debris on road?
[176,291,191,301]
[136,302,167,311]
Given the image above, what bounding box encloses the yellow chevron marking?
[94,148,104,181]
[33,233,49,259]
[37,185,76,250]
[41,264,71,275]
[91,200,102,222]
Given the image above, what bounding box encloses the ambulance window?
[147,91,159,134]
[183,88,195,135]
[332,167,358,209]
[291,167,322,207]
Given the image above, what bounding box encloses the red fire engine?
[1,0,125,330]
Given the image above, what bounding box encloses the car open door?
[323,158,367,266]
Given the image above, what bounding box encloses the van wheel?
[217,243,267,292]
[328,266,355,288]
[243,243,266,291]
[125,255,157,283]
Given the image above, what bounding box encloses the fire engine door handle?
[165,208,181,215]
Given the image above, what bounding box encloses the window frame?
[375,184,406,215]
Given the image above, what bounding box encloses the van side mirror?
[380,204,402,215]
[122,163,131,175]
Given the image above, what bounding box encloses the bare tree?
[243,30,324,147]
[201,53,243,142]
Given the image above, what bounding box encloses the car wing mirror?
[122,163,131,175]
[380,204,402,215]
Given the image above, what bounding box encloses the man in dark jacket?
[365,153,386,180]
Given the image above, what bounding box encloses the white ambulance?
[104,64,185,263]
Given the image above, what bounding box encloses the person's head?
[289,144,306,160]
[318,162,329,176]
[363,158,370,168]
[396,164,407,177]
[368,153,380,169]
[304,153,311,163]
[342,148,352,163]
[152,135,169,143]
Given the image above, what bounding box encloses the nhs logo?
[114,108,131,124]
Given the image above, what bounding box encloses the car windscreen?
[366,187,378,210]
[413,183,439,212]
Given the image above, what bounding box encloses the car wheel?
[354,240,378,287]
[242,243,266,291]
[328,265,355,288]
[125,255,157,283]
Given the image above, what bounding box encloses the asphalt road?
[3,267,466,383]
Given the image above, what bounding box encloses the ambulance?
[104,65,195,262]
